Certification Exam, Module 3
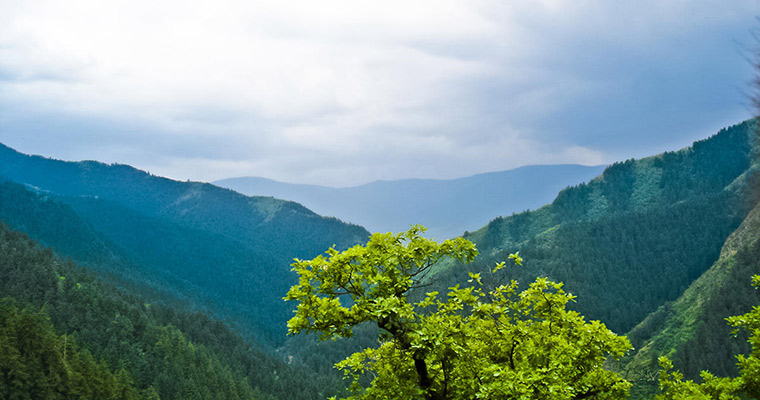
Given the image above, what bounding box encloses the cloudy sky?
[1,1,758,186]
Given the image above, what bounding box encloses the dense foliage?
[0,299,145,400]
[615,201,760,398]
[286,227,631,399]
[0,221,342,400]
[656,274,760,399]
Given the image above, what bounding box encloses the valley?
[0,119,758,399]
[215,164,606,240]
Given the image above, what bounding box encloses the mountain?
[0,144,367,258]
[0,220,343,400]
[1,118,757,397]
[277,119,760,380]
[0,144,369,344]
[214,164,606,240]
[425,120,758,340]
[619,199,760,397]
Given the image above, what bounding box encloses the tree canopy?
[285,226,632,399]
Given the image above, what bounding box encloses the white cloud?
[0,0,758,185]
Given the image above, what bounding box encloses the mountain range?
[0,118,758,399]
[215,164,606,240]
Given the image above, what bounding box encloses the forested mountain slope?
[1,298,148,399]
[216,164,605,240]
[429,120,758,338]
[0,181,278,341]
[0,143,368,258]
[0,222,342,400]
[620,199,760,397]
[0,145,369,343]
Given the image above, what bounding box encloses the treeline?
[0,222,343,400]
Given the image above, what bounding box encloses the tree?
[285,226,632,399]
[656,275,760,400]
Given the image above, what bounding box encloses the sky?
[0,1,759,187]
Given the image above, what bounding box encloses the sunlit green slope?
[619,198,760,397]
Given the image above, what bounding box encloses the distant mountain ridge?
[215,164,606,240]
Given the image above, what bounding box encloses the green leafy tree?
[285,226,632,399]
[656,275,760,400]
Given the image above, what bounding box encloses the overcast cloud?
[0,0,758,186]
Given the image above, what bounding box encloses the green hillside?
[619,200,760,398]
[285,119,760,383]
[0,299,146,400]
[429,120,758,336]
[0,146,369,343]
[0,221,343,400]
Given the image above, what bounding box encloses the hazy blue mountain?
[215,164,606,240]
